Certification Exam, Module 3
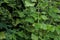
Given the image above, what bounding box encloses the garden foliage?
[0,0,60,40]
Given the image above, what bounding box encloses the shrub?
[0,0,60,40]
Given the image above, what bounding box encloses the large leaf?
[0,32,6,39]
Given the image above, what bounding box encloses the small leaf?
[4,0,9,3]
[41,15,48,20]
[31,34,38,40]
[25,17,34,23]
[25,1,35,7]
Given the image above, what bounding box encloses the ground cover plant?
[0,0,60,40]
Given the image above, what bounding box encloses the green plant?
[0,0,60,40]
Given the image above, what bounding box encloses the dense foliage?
[0,0,60,40]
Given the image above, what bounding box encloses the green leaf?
[0,32,6,39]
[25,1,35,7]
[56,25,60,34]
[33,23,47,30]
[47,25,56,32]
[0,23,7,28]
[4,0,9,3]
[40,15,48,20]
[25,17,34,23]
[17,11,25,18]
[31,0,37,2]
[31,34,38,40]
